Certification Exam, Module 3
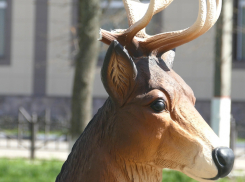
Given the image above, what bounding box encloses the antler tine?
[154,0,174,14]
[123,0,173,27]
[156,0,222,54]
[141,0,221,54]
[215,0,222,22]
[122,0,174,43]
[124,0,156,43]
[140,0,208,53]
[122,0,148,27]
[181,0,222,46]
[99,0,174,54]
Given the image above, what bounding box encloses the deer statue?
[56,0,234,181]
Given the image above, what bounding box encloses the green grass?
[162,170,197,182]
[0,158,244,182]
[1,129,66,136]
[237,138,245,143]
[0,158,63,182]
[1,129,18,135]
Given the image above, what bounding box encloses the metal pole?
[230,115,236,151]
[30,113,38,160]
[18,109,22,146]
[45,109,50,142]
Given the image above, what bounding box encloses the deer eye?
[151,99,166,113]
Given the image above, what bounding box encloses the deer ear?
[101,40,137,106]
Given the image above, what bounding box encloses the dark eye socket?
[151,99,166,113]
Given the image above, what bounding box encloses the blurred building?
[0,0,244,124]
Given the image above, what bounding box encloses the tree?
[70,0,101,142]
[211,0,233,147]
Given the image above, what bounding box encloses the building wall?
[46,0,73,97]
[0,0,107,98]
[163,0,245,124]
[0,0,34,95]
[163,0,215,100]
[231,70,245,101]
[0,0,244,124]
[1,0,244,99]
[164,0,245,101]
[0,0,107,119]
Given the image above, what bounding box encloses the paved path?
[234,148,245,172]
[0,139,69,161]
[0,148,69,161]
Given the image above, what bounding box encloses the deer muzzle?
[207,147,235,180]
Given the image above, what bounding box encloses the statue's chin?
[182,164,218,182]
[185,174,216,182]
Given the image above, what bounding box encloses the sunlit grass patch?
[0,158,63,182]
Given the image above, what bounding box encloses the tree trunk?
[71,0,101,141]
[211,0,233,147]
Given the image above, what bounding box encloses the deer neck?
[78,145,163,182]
[110,157,163,182]
[59,138,162,181]
[56,99,162,182]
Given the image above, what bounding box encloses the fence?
[0,107,70,159]
[0,109,245,160]
[232,115,245,161]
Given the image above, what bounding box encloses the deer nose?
[212,147,235,179]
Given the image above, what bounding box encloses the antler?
[99,0,173,55]
[122,0,174,40]
[99,0,222,56]
[146,0,222,54]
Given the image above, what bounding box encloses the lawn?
[0,158,244,182]
[0,158,63,182]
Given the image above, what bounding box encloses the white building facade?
[0,0,244,125]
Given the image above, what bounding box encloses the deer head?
[98,0,234,181]
[55,1,234,182]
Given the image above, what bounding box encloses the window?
[0,0,11,65]
[0,0,6,58]
[232,0,245,68]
